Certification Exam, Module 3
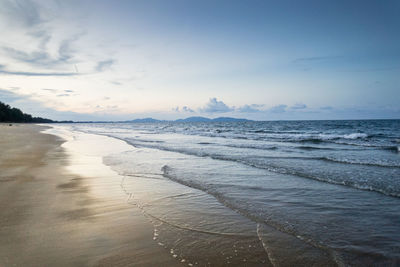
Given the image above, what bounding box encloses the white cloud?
[173,105,195,113]
[237,104,264,113]
[200,97,234,113]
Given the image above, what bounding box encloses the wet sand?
[0,124,179,266]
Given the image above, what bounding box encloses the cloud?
[237,104,264,113]
[290,103,307,109]
[42,88,58,93]
[269,104,287,113]
[1,30,84,67]
[3,46,48,65]
[42,89,74,94]
[200,97,234,113]
[57,94,70,97]
[95,59,115,72]
[0,64,78,76]
[173,106,195,113]
[0,0,86,77]
[0,0,43,28]
[0,88,29,102]
[182,106,194,112]
[0,69,78,76]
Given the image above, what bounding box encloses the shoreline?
[43,124,274,266]
[3,123,397,265]
[0,124,179,266]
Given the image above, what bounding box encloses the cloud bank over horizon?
[0,0,399,121]
[2,89,398,121]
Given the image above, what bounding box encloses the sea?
[49,119,400,266]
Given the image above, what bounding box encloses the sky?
[0,0,399,121]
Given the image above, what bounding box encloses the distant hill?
[0,101,53,123]
[175,116,211,122]
[125,118,164,123]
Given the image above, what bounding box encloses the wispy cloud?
[42,88,75,94]
[95,59,115,72]
[0,67,79,76]
[0,0,43,28]
[0,0,86,78]
[1,33,83,67]
[42,88,58,93]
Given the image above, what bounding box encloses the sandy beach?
[0,124,179,266]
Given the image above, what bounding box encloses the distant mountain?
[175,116,211,122]
[0,101,54,123]
[125,118,164,123]
[125,116,252,123]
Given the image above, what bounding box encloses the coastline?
[0,124,178,266]
[3,122,397,265]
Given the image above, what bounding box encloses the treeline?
[0,101,54,123]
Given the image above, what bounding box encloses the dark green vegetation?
[0,101,53,123]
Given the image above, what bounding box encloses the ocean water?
[54,120,400,265]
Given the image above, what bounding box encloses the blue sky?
[0,0,399,121]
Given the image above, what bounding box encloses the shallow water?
[51,120,400,265]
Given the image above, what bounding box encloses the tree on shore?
[0,101,53,123]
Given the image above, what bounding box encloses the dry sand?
[0,124,179,266]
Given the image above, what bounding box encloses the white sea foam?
[343,133,368,139]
